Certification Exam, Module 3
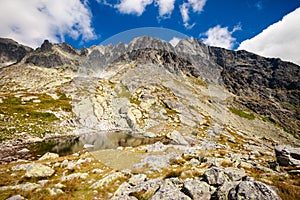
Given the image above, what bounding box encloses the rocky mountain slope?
[0,36,299,200]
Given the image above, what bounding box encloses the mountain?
[0,36,299,199]
[0,38,33,68]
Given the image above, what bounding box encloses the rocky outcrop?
[0,38,32,67]
[275,145,300,166]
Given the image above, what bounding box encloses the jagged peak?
[40,39,53,52]
[127,36,174,52]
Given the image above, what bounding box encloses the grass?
[229,107,255,120]
[0,92,72,142]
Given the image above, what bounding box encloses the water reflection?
[31,130,164,156]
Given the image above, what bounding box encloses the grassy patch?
[229,107,255,120]
[0,92,72,142]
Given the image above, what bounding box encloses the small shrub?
[229,107,255,120]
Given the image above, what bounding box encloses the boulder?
[150,179,191,200]
[6,195,25,200]
[203,167,229,186]
[215,181,239,200]
[228,181,281,200]
[61,172,88,181]
[167,130,189,145]
[275,145,300,166]
[90,171,131,189]
[39,152,59,160]
[224,167,246,181]
[182,178,212,200]
[25,163,55,178]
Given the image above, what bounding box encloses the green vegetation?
[229,107,255,120]
[0,92,72,142]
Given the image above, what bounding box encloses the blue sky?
[0,0,300,64]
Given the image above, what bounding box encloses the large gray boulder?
[275,145,300,166]
[228,181,281,200]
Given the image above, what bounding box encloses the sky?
[0,0,300,65]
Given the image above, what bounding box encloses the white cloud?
[238,8,300,65]
[188,0,206,12]
[115,0,153,16]
[201,25,240,49]
[155,0,175,18]
[169,37,181,47]
[180,0,207,28]
[0,0,96,48]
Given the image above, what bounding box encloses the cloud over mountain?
[201,25,241,49]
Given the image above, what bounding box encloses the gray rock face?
[209,47,300,135]
[0,38,32,67]
[275,145,300,166]
[228,181,282,200]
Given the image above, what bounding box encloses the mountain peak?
[0,37,33,68]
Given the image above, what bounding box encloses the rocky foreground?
[0,130,300,200]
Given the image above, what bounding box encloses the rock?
[203,167,229,186]
[143,141,168,152]
[11,163,30,171]
[17,148,30,154]
[38,180,49,186]
[182,178,212,200]
[25,163,55,178]
[128,174,147,186]
[129,178,162,199]
[150,178,191,200]
[133,152,182,170]
[66,161,78,170]
[90,171,131,189]
[6,195,25,200]
[228,181,282,200]
[167,130,189,145]
[61,172,88,181]
[187,158,201,167]
[47,188,64,196]
[76,157,94,165]
[54,183,66,189]
[0,182,40,191]
[92,168,104,174]
[112,177,162,199]
[275,145,300,166]
[60,159,69,167]
[238,161,254,169]
[224,167,246,181]
[215,181,239,200]
[39,152,59,160]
